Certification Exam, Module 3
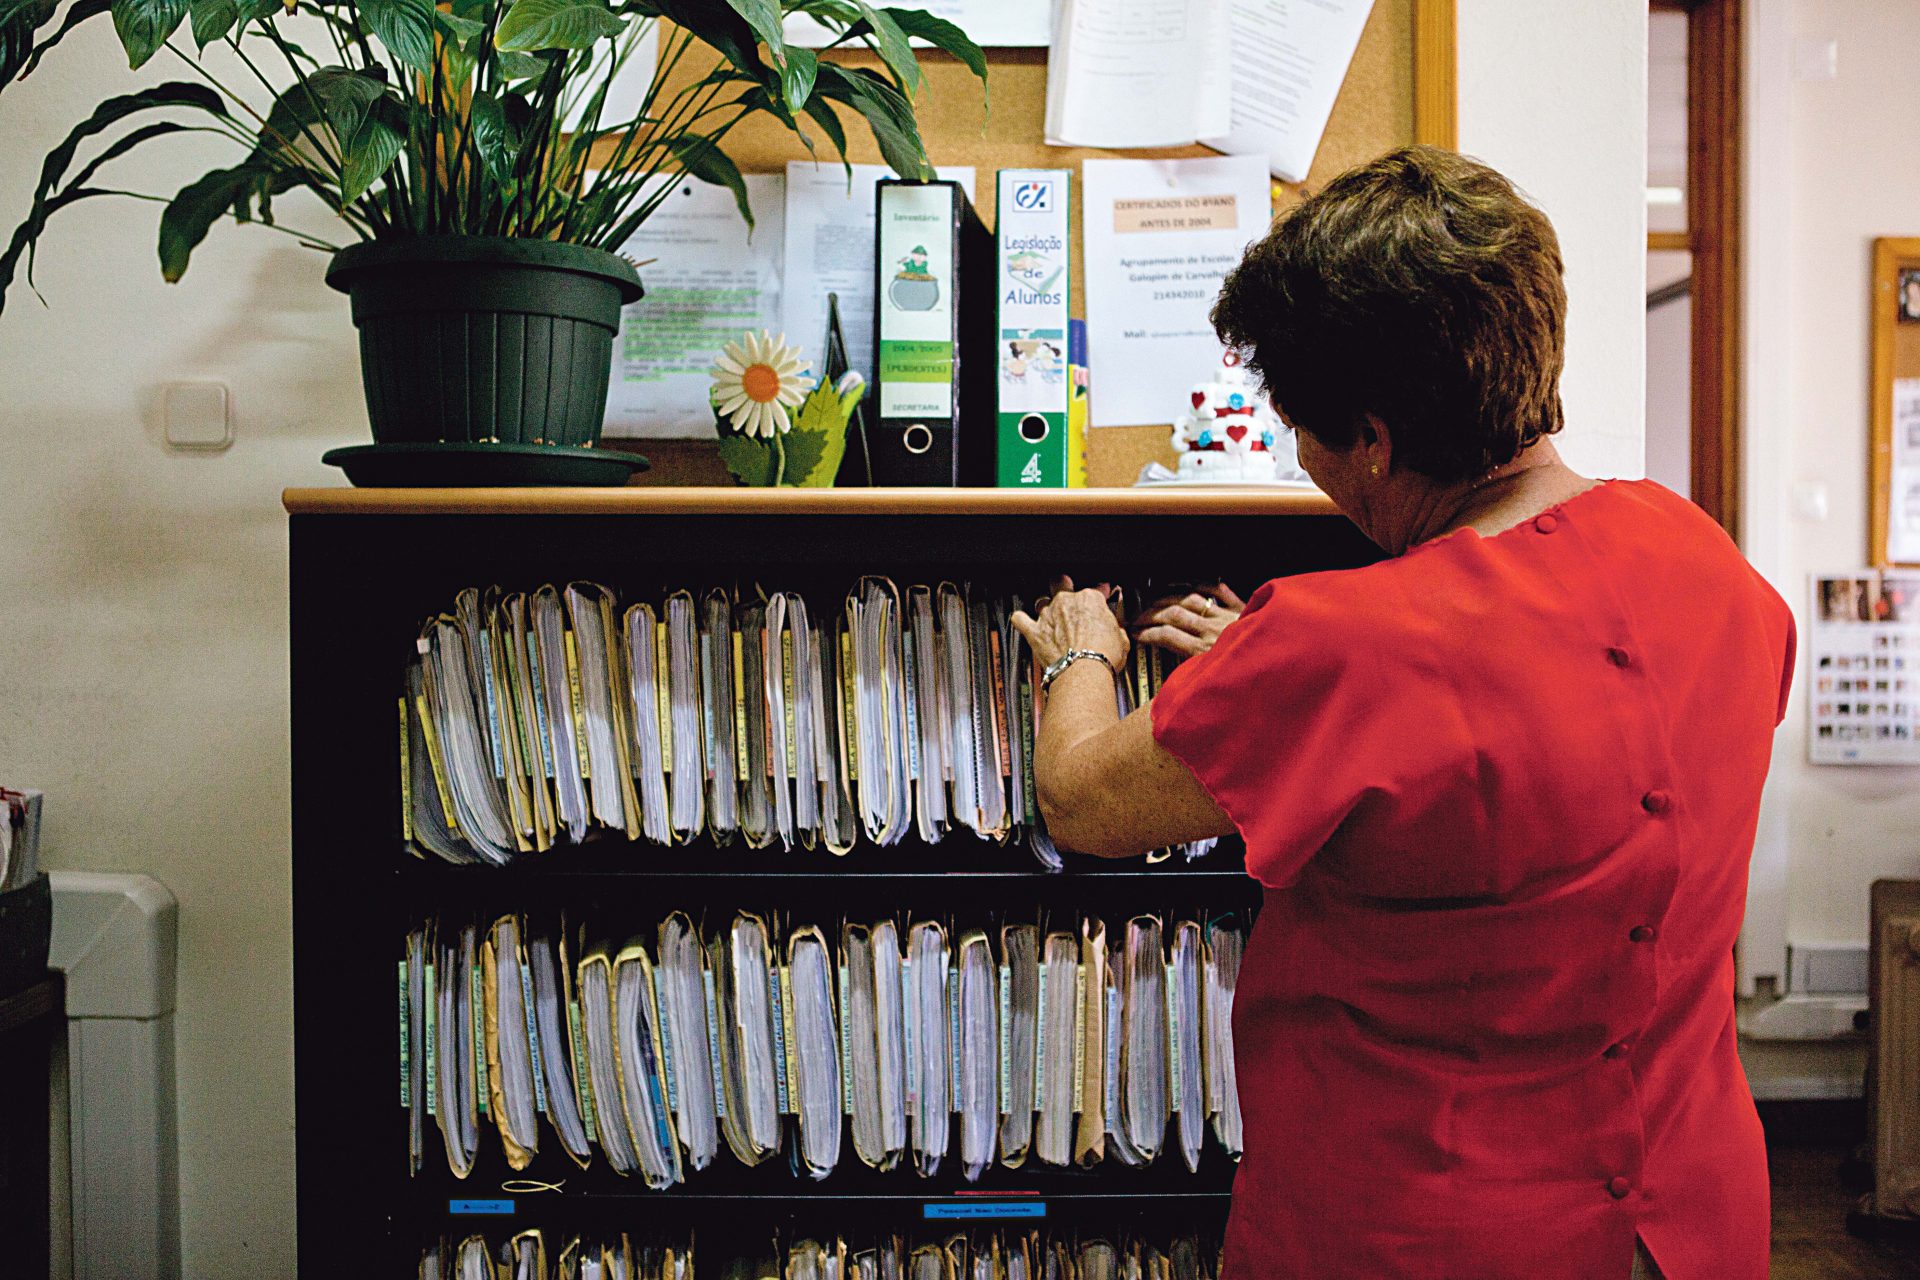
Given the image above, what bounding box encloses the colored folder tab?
[872,179,995,486]
[995,169,1072,488]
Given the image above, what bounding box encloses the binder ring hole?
[903,423,934,455]
[1018,414,1050,444]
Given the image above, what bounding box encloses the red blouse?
[1152,480,1794,1280]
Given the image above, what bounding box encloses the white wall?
[1457,0,1649,482]
[1739,0,1920,992]
[0,13,1652,1274]
[0,23,353,1279]
[1646,288,1693,496]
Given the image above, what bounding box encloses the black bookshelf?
[286,488,1377,1272]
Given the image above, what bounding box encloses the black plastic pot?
[325,235,644,454]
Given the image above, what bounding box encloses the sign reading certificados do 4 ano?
[1081,156,1272,428]
[877,184,958,420]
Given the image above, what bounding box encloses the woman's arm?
[1012,587,1236,859]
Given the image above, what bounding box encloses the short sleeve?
[1151,572,1436,888]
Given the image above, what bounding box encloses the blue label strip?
[449,1199,516,1216]
[923,1201,1047,1221]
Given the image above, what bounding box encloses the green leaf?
[495,0,624,51]
[158,162,269,280]
[667,134,751,229]
[815,63,932,180]
[722,0,783,63]
[186,0,233,45]
[496,48,546,78]
[11,0,110,79]
[338,107,402,202]
[638,0,758,70]
[0,82,227,311]
[433,7,482,39]
[1,0,55,82]
[468,90,515,186]
[799,94,850,177]
[780,44,816,113]
[358,0,434,72]
[886,7,986,93]
[109,0,187,67]
[716,432,777,487]
[788,379,857,486]
[305,66,385,142]
[774,417,828,486]
[852,3,917,95]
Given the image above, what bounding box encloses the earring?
[1369,464,1379,476]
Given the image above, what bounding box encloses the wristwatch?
[1041,648,1118,692]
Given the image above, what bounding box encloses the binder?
[994,169,1072,487]
[872,179,994,486]
[1066,318,1090,488]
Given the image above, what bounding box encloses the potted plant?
[0,0,985,484]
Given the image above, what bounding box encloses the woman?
[1012,147,1792,1280]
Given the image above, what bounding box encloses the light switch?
[162,380,231,451]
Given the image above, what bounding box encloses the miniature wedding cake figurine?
[1168,351,1307,484]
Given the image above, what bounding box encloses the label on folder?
[924,1200,1047,1221]
[877,184,958,419]
[450,1199,515,1216]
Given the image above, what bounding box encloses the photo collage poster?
[1809,571,1920,765]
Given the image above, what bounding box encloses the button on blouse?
[1152,480,1795,1280]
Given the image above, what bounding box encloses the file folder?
[994,169,1072,487]
[872,179,994,486]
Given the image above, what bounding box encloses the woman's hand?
[1131,583,1245,658]
[1011,578,1130,671]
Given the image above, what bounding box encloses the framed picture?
[1902,268,1920,323]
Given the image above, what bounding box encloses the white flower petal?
[775,384,807,407]
[713,351,746,376]
[771,401,793,434]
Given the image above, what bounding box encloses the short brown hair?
[1211,145,1567,483]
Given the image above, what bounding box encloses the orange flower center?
[741,363,781,403]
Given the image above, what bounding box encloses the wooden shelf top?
[282,485,1341,517]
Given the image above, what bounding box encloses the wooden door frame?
[1652,0,1744,539]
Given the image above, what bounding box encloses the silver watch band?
[1042,648,1117,691]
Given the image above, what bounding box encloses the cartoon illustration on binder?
[889,245,941,311]
[1002,334,1065,387]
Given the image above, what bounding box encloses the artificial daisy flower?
[710,330,813,439]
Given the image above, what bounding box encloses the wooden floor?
[1770,1143,1920,1280]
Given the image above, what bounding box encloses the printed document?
[1045,0,1231,148]
[1892,378,1920,564]
[1204,0,1374,183]
[781,162,976,390]
[1080,155,1271,427]
[605,173,784,439]
[785,0,1049,47]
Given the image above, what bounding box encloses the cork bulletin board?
[630,0,1457,487]
[1871,237,1920,566]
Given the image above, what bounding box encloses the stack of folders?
[418,1231,690,1280]
[418,1229,1221,1280]
[399,912,1247,1183]
[402,583,1217,870]
[0,786,43,892]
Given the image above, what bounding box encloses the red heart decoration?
[1190,391,1207,409]
[1226,424,1248,443]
